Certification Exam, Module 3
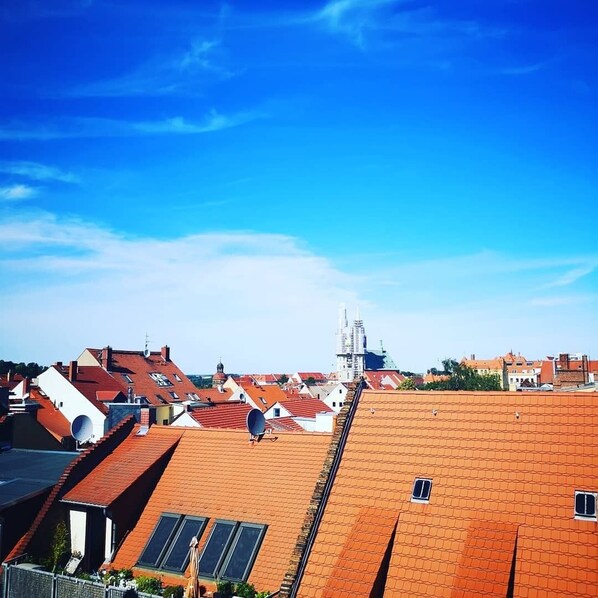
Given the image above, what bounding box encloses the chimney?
[558,353,569,369]
[23,378,31,395]
[161,345,170,362]
[101,346,112,371]
[140,406,150,427]
[69,360,78,382]
[55,361,63,370]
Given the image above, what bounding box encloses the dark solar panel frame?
[198,520,238,578]
[137,513,182,568]
[220,523,267,582]
[161,516,208,572]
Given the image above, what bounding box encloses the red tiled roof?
[0,373,24,390]
[96,390,126,402]
[278,398,333,418]
[28,388,72,440]
[193,387,233,402]
[189,402,259,430]
[55,365,124,415]
[540,360,555,384]
[241,383,288,411]
[82,348,201,407]
[297,390,598,597]
[62,426,182,507]
[267,417,304,432]
[295,372,327,382]
[110,427,332,592]
[363,370,405,389]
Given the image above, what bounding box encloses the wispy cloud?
[0,110,264,140]
[545,265,597,288]
[498,61,549,76]
[0,160,79,183]
[0,184,38,201]
[64,38,230,98]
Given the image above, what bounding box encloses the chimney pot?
[101,346,112,371]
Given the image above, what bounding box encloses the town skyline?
[1,0,597,373]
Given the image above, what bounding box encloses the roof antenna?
[144,333,151,358]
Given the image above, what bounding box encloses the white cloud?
[0,160,79,183]
[0,184,38,201]
[0,213,596,374]
[0,110,263,140]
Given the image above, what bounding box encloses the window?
[138,514,207,571]
[149,372,172,387]
[259,397,267,405]
[411,478,432,503]
[332,402,336,407]
[273,408,280,417]
[173,373,182,382]
[575,491,597,520]
[169,391,179,400]
[122,373,133,384]
[199,520,267,582]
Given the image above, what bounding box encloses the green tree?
[422,359,502,391]
[277,374,289,386]
[47,521,70,573]
[397,377,416,390]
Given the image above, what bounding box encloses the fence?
[3,564,161,598]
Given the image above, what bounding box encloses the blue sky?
[1,0,597,374]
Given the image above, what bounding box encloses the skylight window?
[149,372,172,387]
[574,491,597,520]
[411,478,432,503]
[173,373,182,382]
[199,520,267,582]
[122,373,133,384]
[169,391,179,400]
[138,514,207,572]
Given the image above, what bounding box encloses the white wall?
[37,367,106,442]
[170,411,200,427]
[69,509,87,556]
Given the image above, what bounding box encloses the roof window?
[138,513,207,572]
[149,372,172,387]
[199,520,267,582]
[411,478,432,503]
[169,391,179,400]
[173,373,182,382]
[122,373,133,384]
[574,491,597,520]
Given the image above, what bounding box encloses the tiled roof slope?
[81,347,201,407]
[189,402,268,430]
[268,417,305,432]
[111,428,332,593]
[279,398,334,418]
[29,388,72,440]
[241,383,288,411]
[62,426,183,507]
[295,390,598,598]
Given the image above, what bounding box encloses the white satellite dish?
[246,408,266,440]
[71,414,93,443]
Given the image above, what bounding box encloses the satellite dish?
[71,414,93,443]
[246,408,266,438]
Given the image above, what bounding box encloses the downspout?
[288,378,365,598]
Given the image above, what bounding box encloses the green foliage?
[397,377,416,390]
[135,575,163,594]
[255,592,271,598]
[305,376,316,385]
[422,359,502,391]
[0,360,45,379]
[277,374,289,386]
[47,521,70,573]
[216,580,235,598]
[234,581,257,598]
[163,586,185,598]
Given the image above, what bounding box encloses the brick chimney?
[161,345,170,362]
[140,406,150,427]
[23,377,31,395]
[101,346,113,371]
[55,361,63,370]
[68,360,78,382]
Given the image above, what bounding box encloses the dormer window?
[575,491,597,520]
[411,478,432,503]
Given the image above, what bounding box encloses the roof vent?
[515,411,520,419]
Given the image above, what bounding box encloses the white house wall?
[37,367,106,443]
[69,509,87,556]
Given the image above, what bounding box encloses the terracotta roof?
[96,390,126,402]
[189,402,260,430]
[540,360,555,384]
[363,370,405,390]
[193,387,233,402]
[62,426,182,508]
[55,365,124,415]
[110,428,332,593]
[0,373,24,390]
[241,383,288,411]
[82,347,201,407]
[296,390,598,597]
[278,398,334,418]
[462,357,505,370]
[295,372,327,382]
[28,388,72,440]
[268,417,305,432]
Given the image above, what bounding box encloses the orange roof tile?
[241,383,288,411]
[189,402,260,430]
[268,417,305,432]
[111,427,332,593]
[62,425,182,508]
[296,390,598,598]
[28,388,72,440]
[278,398,333,418]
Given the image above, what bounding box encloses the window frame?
[574,491,597,520]
[411,478,433,503]
[198,520,267,582]
[161,515,208,572]
[137,513,182,569]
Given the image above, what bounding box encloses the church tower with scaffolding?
[336,304,367,382]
